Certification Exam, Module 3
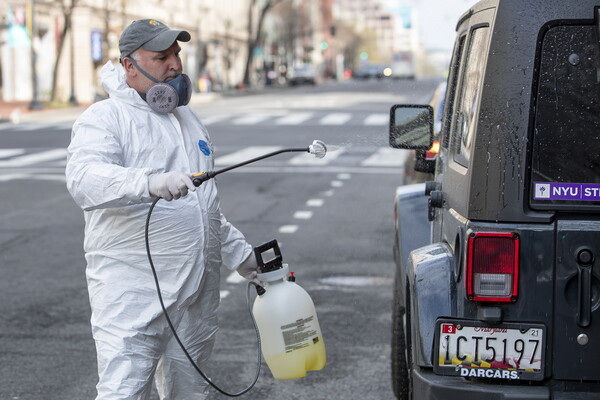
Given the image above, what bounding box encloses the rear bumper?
[413,368,548,399]
[412,368,600,400]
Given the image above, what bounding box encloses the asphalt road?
[0,78,439,400]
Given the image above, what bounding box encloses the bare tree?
[50,0,78,102]
[242,0,286,86]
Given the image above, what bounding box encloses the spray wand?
[144,139,327,397]
[190,140,327,186]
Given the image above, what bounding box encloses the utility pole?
[28,0,43,110]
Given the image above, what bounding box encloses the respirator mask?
[127,56,192,114]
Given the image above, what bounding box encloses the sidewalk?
[0,100,89,124]
[0,91,223,125]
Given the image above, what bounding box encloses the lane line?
[306,199,324,207]
[294,211,313,219]
[279,225,299,233]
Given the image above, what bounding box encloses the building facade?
[0,0,333,104]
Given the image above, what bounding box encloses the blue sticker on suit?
[198,140,211,156]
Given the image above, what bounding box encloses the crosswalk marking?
[360,148,408,167]
[0,149,26,159]
[275,112,313,125]
[364,113,388,126]
[0,113,388,130]
[214,146,281,166]
[319,113,352,125]
[0,146,407,182]
[0,148,67,167]
[0,122,73,132]
[232,114,271,125]
[201,115,230,125]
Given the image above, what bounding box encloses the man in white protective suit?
[65,19,259,400]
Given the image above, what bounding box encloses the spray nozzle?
[308,140,327,159]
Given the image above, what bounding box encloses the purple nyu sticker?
[533,182,600,202]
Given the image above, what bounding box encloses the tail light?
[466,232,519,302]
[425,140,440,160]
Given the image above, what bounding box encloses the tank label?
[281,316,318,352]
[533,182,600,201]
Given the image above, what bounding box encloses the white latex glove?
[148,171,196,201]
[237,253,259,282]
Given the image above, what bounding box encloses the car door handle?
[576,249,594,328]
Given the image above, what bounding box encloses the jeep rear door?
[530,23,600,380]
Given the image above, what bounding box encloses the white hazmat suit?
[66,61,252,399]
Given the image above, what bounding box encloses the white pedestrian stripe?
[201,115,230,125]
[288,146,345,165]
[360,148,407,167]
[364,113,388,126]
[0,149,26,159]
[9,123,60,132]
[214,146,281,166]
[275,112,313,125]
[319,113,352,125]
[0,146,408,183]
[191,112,388,126]
[233,114,271,125]
[0,148,67,167]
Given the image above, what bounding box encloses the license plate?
[433,318,545,381]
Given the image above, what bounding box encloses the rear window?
[530,25,600,210]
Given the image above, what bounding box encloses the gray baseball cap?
[119,19,191,58]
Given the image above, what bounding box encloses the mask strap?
[126,56,160,84]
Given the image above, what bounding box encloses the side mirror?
[389,104,433,150]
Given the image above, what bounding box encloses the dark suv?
[389,0,600,399]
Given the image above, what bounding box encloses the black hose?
[145,197,262,397]
[192,147,309,187]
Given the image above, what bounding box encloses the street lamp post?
[28,0,43,110]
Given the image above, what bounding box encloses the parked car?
[353,64,390,80]
[389,0,600,399]
[289,65,316,86]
